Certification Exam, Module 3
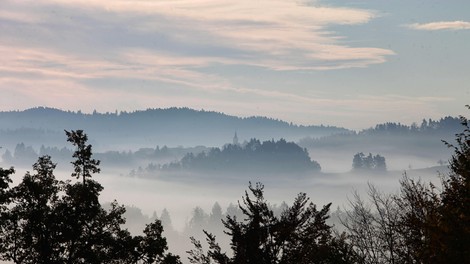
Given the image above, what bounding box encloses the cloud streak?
[1,0,393,71]
[408,21,470,31]
[0,0,395,109]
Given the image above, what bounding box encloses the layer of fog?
[8,150,448,232]
[9,161,446,263]
[311,149,451,173]
[6,128,452,262]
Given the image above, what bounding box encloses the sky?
[0,0,469,130]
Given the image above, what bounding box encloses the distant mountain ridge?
[0,107,349,150]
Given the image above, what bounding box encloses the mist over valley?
[0,107,460,261]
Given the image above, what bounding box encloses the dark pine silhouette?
[0,130,181,264]
[187,182,356,264]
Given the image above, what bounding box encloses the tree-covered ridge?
[0,107,349,149]
[298,116,461,162]
[300,116,461,147]
[0,107,344,131]
[163,138,321,173]
[360,116,461,135]
[2,143,208,169]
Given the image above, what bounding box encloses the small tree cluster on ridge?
[352,152,386,172]
[164,138,321,173]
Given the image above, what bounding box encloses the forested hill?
[299,116,462,150]
[0,107,348,150]
[161,138,321,174]
[297,116,462,170]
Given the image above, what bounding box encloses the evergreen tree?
[65,130,100,184]
[209,202,223,227]
[439,107,470,262]
[187,207,209,234]
[188,182,355,264]
[160,208,173,230]
[0,130,180,264]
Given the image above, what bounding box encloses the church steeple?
[233,132,239,145]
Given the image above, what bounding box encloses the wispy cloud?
[408,21,470,31]
[0,0,395,110]
[1,0,393,72]
[0,0,420,129]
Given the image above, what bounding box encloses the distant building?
[233,132,239,145]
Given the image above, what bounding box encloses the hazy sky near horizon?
[1,0,469,129]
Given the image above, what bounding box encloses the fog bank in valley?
[0,108,460,262]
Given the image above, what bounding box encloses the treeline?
[2,138,321,176]
[4,143,392,178]
[159,138,321,174]
[361,116,461,135]
[0,107,345,134]
[298,116,461,161]
[300,116,461,147]
[0,107,348,148]
[2,143,207,168]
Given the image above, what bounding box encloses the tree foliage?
[65,129,101,184]
[438,106,470,263]
[0,130,180,264]
[343,107,470,264]
[165,138,321,173]
[188,182,356,264]
[352,152,386,172]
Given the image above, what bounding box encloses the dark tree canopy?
[65,129,101,184]
[343,107,470,264]
[165,138,321,173]
[0,130,180,264]
[352,152,386,172]
[439,107,470,263]
[188,182,356,264]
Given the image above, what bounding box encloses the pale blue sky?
[0,0,469,129]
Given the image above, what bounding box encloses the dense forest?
[161,138,321,173]
[0,107,348,150]
[299,116,461,154]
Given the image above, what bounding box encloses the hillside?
[0,107,463,173]
[298,116,462,171]
[0,107,349,151]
